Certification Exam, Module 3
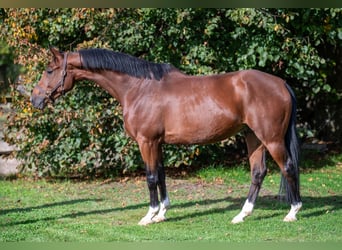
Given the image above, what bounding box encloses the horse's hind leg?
[232,132,267,224]
[266,141,302,222]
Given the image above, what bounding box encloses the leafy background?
[0,8,341,178]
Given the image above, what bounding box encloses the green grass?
[1,151,342,242]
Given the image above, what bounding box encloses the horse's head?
[31,47,75,110]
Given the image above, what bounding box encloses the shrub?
[1,8,341,178]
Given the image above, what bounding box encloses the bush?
[1,8,341,178]
[0,40,23,98]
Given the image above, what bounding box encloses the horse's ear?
[49,46,63,62]
[49,46,60,55]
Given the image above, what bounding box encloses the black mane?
[79,48,174,80]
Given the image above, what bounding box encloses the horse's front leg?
[154,162,170,223]
[138,166,160,225]
[137,140,170,226]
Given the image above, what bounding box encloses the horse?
[31,47,302,225]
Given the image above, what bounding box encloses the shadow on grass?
[168,194,342,222]
[1,199,147,226]
[0,198,104,215]
[2,194,341,226]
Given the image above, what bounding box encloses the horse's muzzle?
[30,95,46,110]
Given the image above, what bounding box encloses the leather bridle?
[44,52,69,102]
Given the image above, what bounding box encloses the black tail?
[279,83,300,203]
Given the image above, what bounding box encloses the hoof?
[283,215,297,222]
[231,216,244,224]
[153,215,167,223]
[138,217,155,226]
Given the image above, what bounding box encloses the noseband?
[44,52,69,102]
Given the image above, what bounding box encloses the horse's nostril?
[31,95,46,110]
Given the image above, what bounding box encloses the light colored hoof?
[283,215,297,222]
[231,200,253,224]
[283,202,302,222]
[231,216,244,224]
[153,215,167,223]
[138,217,155,226]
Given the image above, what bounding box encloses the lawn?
[0,150,341,242]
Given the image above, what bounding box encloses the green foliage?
[1,8,341,178]
[0,40,23,96]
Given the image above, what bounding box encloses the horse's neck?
[71,68,138,107]
[68,52,133,106]
[94,71,137,106]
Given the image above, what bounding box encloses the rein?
[45,52,69,102]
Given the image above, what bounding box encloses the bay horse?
[31,47,302,225]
